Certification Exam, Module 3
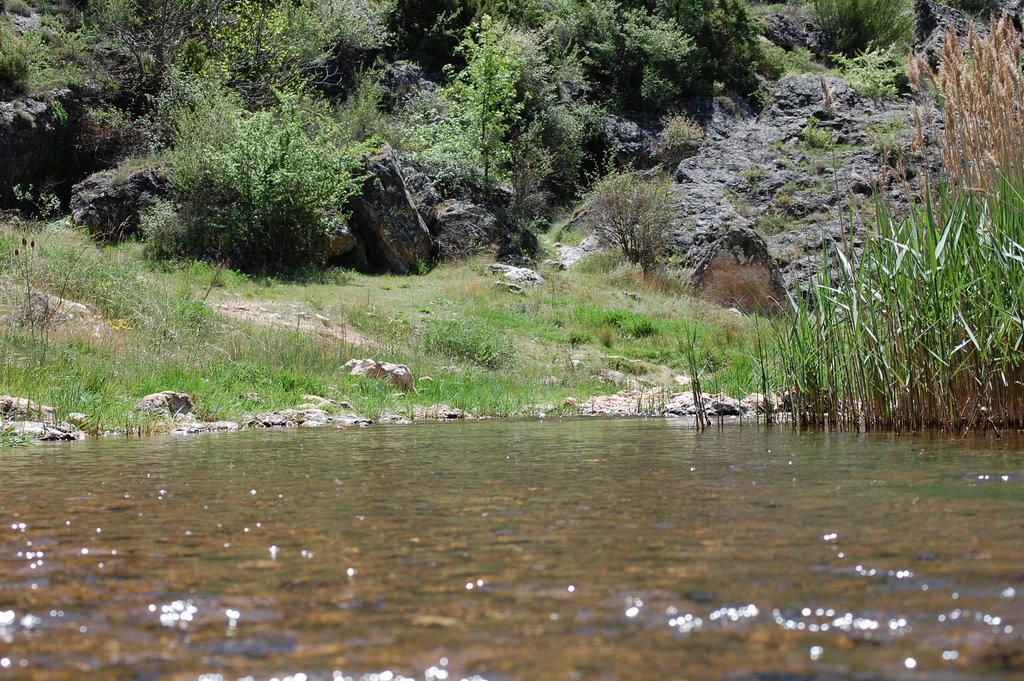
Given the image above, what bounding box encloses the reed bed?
[776,16,1024,433]
[778,183,1024,432]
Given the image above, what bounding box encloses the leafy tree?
[441,14,524,188]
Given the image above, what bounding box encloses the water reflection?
[0,420,1022,679]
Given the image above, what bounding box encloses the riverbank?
[1,219,770,442]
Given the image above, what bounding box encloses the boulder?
[0,395,57,426]
[70,163,170,242]
[346,145,432,273]
[548,234,605,269]
[431,200,538,262]
[134,391,194,416]
[378,61,438,112]
[342,358,415,392]
[597,114,661,169]
[0,97,65,208]
[689,226,788,311]
[322,219,359,259]
[485,263,545,285]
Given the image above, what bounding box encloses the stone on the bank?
[412,404,465,420]
[0,395,57,426]
[134,391,194,416]
[6,420,84,441]
[342,358,415,392]
[485,263,545,285]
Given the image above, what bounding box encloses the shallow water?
[2,419,1024,681]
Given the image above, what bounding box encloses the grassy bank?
[1,219,763,436]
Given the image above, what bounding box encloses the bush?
[833,48,904,100]
[0,18,29,93]
[583,169,674,274]
[812,0,915,56]
[658,113,704,167]
[163,83,365,272]
[421,319,515,369]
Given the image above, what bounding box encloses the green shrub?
[812,0,915,56]
[832,48,904,100]
[164,84,366,272]
[421,318,515,369]
[658,113,704,166]
[582,169,674,274]
[0,18,29,93]
[800,117,836,150]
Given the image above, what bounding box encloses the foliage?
[832,48,904,100]
[658,113,704,166]
[583,169,675,274]
[800,117,836,150]
[163,84,366,272]
[207,0,386,101]
[0,16,30,93]
[441,15,524,188]
[88,0,386,103]
[421,318,515,369]
[549,0,697,106]
[812,0,915,56]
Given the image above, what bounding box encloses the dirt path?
[211,301,381,349]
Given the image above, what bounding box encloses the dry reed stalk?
[911,16,1024,194]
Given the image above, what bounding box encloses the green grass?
[0,222,765,434]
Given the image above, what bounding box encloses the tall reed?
[779,184,1024,432]
[775,16,1024,432]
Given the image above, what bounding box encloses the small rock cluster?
[0,395,85,441]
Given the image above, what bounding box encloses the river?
[2,419,1023,680]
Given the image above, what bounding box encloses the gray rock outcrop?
[669,76,936,296]
[70,163,170,242]
[346,145,433,273]
[0,97,65,207]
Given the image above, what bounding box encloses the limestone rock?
[689,226,788,311]
[597,114,661,169]
[0,97,66,208]
[134,391,194,416]
[70,163,170,243]
[342,358,415,391]
[346,145,432,273]
[485,263,545,286]
[0,395,57,426]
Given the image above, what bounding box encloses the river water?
[1,419,1023,680]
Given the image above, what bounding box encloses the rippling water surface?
[2,419,1024,680]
